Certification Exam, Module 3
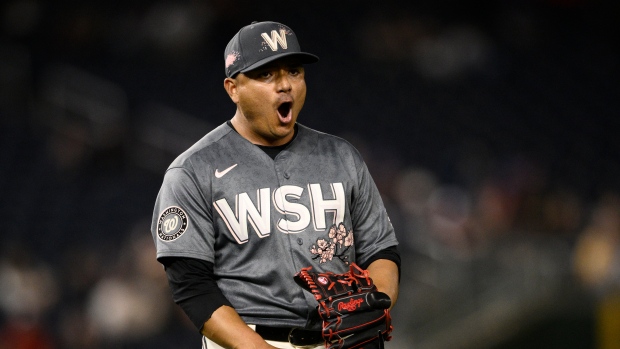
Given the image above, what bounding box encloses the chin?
[273,126,294,140]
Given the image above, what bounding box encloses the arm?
[201,306,278,349]
[348,152,400,306]
[367,259,399,310]
[154,170,278,348]
[162,258,277,349]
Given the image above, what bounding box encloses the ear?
[224,77,239,103]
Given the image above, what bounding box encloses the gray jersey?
[151,122,398,328]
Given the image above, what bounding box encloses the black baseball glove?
[293,263,393,349]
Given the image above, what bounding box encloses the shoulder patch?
[157,206,189,241]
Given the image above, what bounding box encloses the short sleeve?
[151,167,215,263]
[350,158,399,267]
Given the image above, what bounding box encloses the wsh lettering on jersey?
[214,183,345,244]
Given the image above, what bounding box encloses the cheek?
[294,98,305,116]
[238,91,269,117]
[294,84,307,113]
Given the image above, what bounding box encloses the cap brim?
[239,52,319,74]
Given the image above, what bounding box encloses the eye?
[259,71,272,79]
[289,67,303,76]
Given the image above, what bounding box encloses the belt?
[255,325,323,346]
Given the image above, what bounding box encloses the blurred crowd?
[1,1,619,348]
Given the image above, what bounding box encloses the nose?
[276,70,292,93]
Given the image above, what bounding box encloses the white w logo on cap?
[261,29,288,51]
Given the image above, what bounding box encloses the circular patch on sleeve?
[157,206,189,241]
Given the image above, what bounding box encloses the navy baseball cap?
[224,21,319,78]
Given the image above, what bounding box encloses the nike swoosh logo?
[215,164,238,178]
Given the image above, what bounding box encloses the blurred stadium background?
[1,1,619,348]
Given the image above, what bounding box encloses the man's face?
[228,58,307,146]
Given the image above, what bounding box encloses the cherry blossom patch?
[309,223,354,265]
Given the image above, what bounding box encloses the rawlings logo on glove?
[338,298,364,312]
[293,263,393,349]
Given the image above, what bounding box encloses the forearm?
[367,259,399,309]
[201,305,277,349]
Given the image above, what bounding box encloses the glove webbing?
[296,264,369,301]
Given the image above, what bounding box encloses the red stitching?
[298,267,324,300]
[349,263,372,287]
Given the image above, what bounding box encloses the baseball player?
[151,21,401,349]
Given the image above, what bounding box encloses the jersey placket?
[272,152,307,260]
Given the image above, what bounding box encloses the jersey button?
[284,172,290,179]
[297,238,303,245]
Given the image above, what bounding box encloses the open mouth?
[277,102,292,122]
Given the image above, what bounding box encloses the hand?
[294,263,393,349]
[203,306,284,349]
